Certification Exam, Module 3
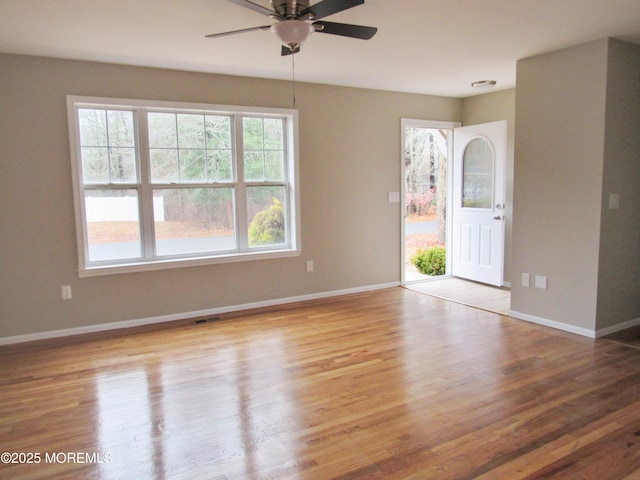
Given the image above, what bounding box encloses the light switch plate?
[388,192,400,203]
[609,193,620,210]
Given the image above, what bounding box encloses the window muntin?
[243,117,285,181]
[78,108,137,184]
[148,113,233,183]
[68,97,299,276]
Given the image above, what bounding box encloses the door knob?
[493,215,502,220]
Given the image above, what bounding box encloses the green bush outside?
[411,246,446,276]
[248,198,285,246]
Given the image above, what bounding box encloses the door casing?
[401,119,459,284]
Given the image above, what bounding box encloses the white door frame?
[400,119,460,285]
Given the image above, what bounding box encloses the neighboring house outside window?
[67,96,300,277]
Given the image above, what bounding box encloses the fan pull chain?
[291,48,297,107]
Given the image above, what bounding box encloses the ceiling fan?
[206,0,378,56]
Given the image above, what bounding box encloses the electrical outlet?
[306,260,314,273]
[535,275,548,290]
[522,273,530,287]
[61,285,72,300]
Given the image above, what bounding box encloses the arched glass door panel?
[462,137,494,209]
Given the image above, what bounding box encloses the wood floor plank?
[1,287,640,479]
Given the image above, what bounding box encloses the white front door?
[451,121,507,287]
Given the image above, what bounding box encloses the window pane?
[107,110,135,147]
[244,151,264,181]
[154,188,235,256]
[243,117,263,150]
[247,186,286,248]
[265,150,284,180]
[79,109,107,146]
[81,147,109,183]
[462,137,494,209]
[206,115,232,182]
[150,149,179,183]
[205,115,231,149]
[148,113,177,148]
[179,149,206,183]
[263,118,284,150]
[85,190,141,262]
[177,114,205,149]
[109,147,137,183]
[207,150,233,182]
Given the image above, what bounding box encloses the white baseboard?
[508,310,597,338]
[509,310,640,339]
[0,282,400,346]
[595,316,640,338]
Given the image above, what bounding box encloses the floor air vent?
[192,316,223,325]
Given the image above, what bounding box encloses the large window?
[67,97,300,276]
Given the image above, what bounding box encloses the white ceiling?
[1,0,640,98]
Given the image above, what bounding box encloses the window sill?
[78,249,301,278]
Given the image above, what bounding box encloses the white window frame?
[67,96,300,277]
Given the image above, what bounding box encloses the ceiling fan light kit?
[207,0,377,55]
[271,20,315,49]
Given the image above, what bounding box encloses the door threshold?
[404,277,511,315]
[403,274,453,286]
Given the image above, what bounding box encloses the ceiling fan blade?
[205,25,271,39]
[281,45,301,56]
[227,0,280,18]
[300,0,364,20]
[313,21,377,40]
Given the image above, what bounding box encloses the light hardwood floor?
[1,287,640,479]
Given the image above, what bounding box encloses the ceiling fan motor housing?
[271,0,311,19]
[207,0,377,56]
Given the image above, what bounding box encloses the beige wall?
[512,38,640,334]
[597,39,640,329]
[8,39,632,341]
[0,53,462,339]
[512,39,608,331]
[462,89,515,284]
